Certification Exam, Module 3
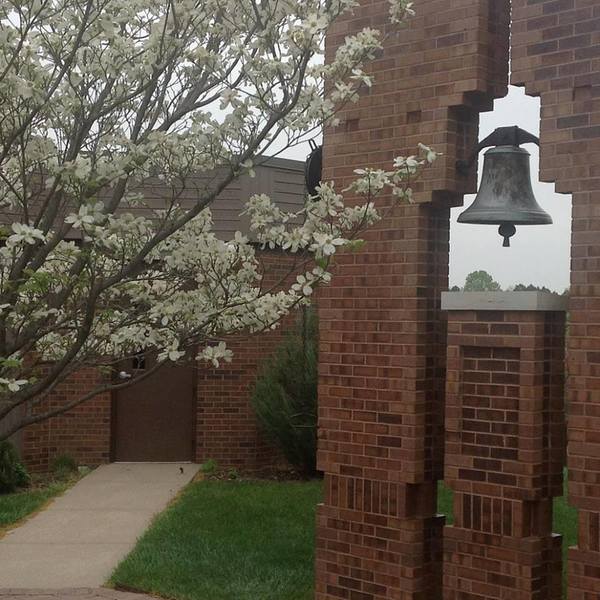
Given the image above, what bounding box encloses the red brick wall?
[19,250,297,474]
[22,367,111,473]
[511,2,600,597]
[444,307,566,599]
[195,249,298,472]
[195,330,286,472]
[316,2,511,599]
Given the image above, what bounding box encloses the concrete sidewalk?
[0,463,199,589]
[0,589,156,600]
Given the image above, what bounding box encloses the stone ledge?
[441,291,568,312]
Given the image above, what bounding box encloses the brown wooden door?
[113,355,195,462]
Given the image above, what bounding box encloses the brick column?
[511,2,600,596]
[442,292,567,600]
[315,2,511,599]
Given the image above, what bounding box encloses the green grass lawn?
[0,479,73,532]
[111,477,578,600]
[110,480,322,600]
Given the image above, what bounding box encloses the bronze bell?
[457,127,553,247]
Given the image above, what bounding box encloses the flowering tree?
[0,0,433,439]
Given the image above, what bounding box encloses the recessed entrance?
[112,355,195,462]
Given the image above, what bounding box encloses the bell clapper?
[499,223,516,247]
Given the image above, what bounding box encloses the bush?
[200,459,218,477]
[251,308,318,477]
[51,454,78,479]
[0,440,30,493]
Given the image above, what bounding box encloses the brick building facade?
[20,320,294,473]
[19,289,294,474]
[10,158,306,474]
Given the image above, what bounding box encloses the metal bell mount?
[305,140,323,198]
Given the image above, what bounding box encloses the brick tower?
[315,2,511,598]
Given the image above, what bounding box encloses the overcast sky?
[279,86,572,293]
[449,86,571,293]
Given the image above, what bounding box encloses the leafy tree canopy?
[463,270,502,292]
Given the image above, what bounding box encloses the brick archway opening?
[450,86,572,295]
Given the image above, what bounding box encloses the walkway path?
[0,463,200,589]
[0,589,156,600]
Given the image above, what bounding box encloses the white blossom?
[419,143,439,164]
[158,343,186,362]
[198,342,234,368]
[310,233,346,257]
[292,274,314,297]
[0,378,29,392]
[389,0,415,24]
[0,0,432,437]
[7,223,46,246]
[65,202,106,229]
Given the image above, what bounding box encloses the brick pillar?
[511,2,600,596]
[315,2,511,599]
[442,292,567,600]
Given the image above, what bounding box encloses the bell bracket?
[305,139,323,198]
[456,126,540,175]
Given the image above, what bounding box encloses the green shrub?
[51,454,78,479]
[0,440,30,493]
[13,462,30,487]
[251,308,318,477]
[200,459,218,477]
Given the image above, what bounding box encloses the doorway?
[112,355,196,462]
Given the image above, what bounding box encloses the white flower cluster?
[199,342,234,368]
[344,144,438,202]
[389,0,415,25]
[7,223,46,247]
[65,202,106,229]
[0,378,28,392]
[0,145,435,397]
[0,0,425,401]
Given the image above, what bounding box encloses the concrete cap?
[441,291,568,312]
